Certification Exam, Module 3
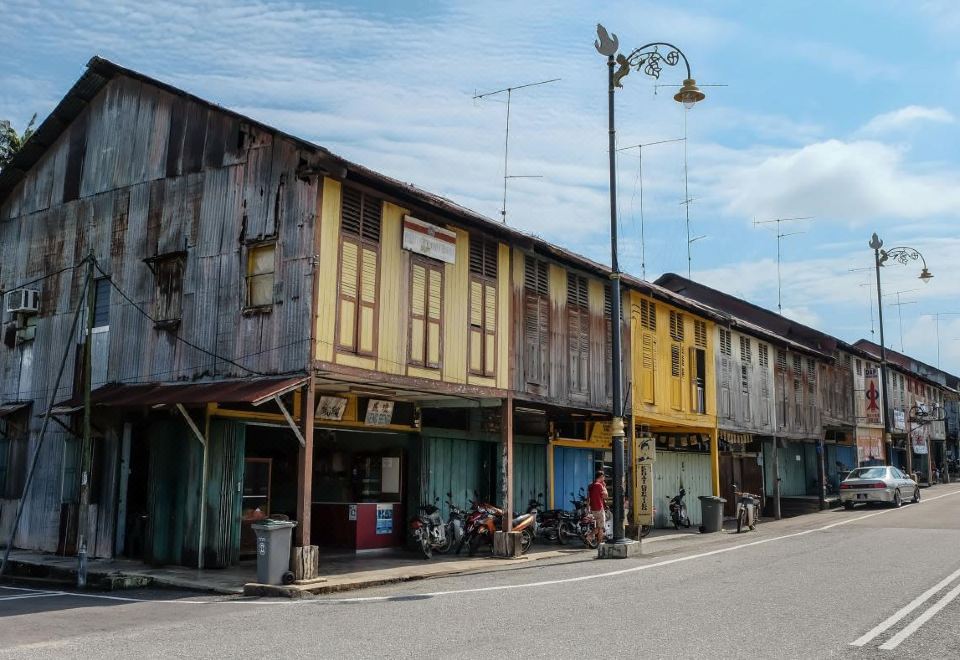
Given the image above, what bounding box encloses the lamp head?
[919,267,934,284]
[674,78,706,108]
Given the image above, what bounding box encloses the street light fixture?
[869,232,934,474]
[596,24,705,551]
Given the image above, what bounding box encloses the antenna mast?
[753,216,814,314]
[474,78,560,223]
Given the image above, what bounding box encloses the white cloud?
[713,139,960,223]
[859,106,954,135]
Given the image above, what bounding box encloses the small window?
[719,329,732,357]
[0,406,30,499]
[777,350,787,371]
[669,311,684,342]
[671,343,683,377]
[740,336,752,363]
[639,299,656,331]
[694,320,707,348]
[855,359,862,376]
[246,242,276,308]
[154,255,185,325]
[758,343,769,368]
[93,278,111,328]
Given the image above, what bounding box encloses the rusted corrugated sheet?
[51,376,307,413]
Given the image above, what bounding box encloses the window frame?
[244,241,276,310]
[468,236,498,378]
[336,186,382,356]
[408,255,445,369]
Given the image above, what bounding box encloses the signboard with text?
[365,399,395,426]
[863,367,882,426]
[402,216,457,264]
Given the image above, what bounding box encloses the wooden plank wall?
[773,348,823,440]
[0,75,317,552]
[715,327,776,435]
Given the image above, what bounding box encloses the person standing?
[587,470,608,544]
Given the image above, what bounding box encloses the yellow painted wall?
[315,177,509,391]
[629,289,716,431]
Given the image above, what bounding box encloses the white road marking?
[3,488,958,607]
[850,566,960,647]
[878,580,960,650]
[0,592,61,601]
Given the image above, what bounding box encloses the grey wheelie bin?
[251,519,297,585]
[698,496,726,533]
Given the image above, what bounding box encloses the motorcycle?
[668,488,691,530]
[458,492,537,556]
[442,492,465,553]
[732,483,759,533]
[410,497,448,559]
[570,490,612,549]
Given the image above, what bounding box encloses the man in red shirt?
[587,470,608,544]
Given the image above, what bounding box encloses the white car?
[839,466,919,509]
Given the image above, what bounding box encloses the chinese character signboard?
[636,436,655,526]
[402,216,457,264]
[316,396,348,421]
[365,399,394,426]
[864,367,882,426]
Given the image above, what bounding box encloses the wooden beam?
[274,395,305,447]
[175,403,205,446]
[502,395,514,532]
[296,378,316,548]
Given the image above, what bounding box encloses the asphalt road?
[3,484,960,659]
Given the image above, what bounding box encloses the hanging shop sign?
[863,367,882,426]
[637,463,653,526]
[912,429,929,455]
[637,436,656,463]
[856,427,884,464]
[365,399,395,426]
[316,396,348,421]
[402,215,457,264]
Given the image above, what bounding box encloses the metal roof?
[0,56,727,324]
[50,376,308,414]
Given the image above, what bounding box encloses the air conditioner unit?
[5,289,40,315]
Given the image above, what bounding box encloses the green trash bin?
[698,496,726,533]
[251,519,297,585]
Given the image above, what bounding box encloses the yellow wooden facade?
[315,177,511,391]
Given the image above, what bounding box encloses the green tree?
[0,114,37,171]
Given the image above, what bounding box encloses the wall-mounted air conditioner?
[5,289,40,315]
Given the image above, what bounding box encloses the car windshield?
[846,467,888,480]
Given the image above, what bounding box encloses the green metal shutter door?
[203,420,246,568]
[146,419,202,566]
[652,451,712,528]
[423,436,488,518]
[512,443,547,513]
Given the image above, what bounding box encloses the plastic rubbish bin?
[251,519,297,585]
[698,496,726,533]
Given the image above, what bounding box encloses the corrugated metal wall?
[421,435,497,519]
[203,420,245,568]
[512,442,547,513]
[145,419,202,566]
[652,451,712,528]
[763,439,816,497]
[552,445,594,510]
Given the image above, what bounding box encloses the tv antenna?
[474,77,560,223]
[857,282,876,338]
[884,288,918,353]
[617,137,685,279]
[753,216,814,314]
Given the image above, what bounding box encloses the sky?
[3,1,960,374]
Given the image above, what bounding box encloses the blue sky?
[3,1,960,373]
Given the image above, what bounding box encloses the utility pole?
[77,255,95,587]
[753,216,813,314]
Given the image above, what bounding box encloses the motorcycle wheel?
[419,535,433,560]
[520,529,534,555]
[559,521,577,545]
[582,527,599,549]
[435,529,454,555]
[468,533,483,557]
[684,517,691,529]
[639,524,652,538]
[672,517,680,531]
[737,509,745,534]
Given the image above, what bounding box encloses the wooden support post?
[710,425,720,497]
[502,395,513,532]
[294,378,318,581]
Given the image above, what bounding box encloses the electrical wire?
[0,261,85,297]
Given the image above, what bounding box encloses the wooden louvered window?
[604,287,613,398]
[523,256,550,387]
[807,358,816,395]
[855,359,862,376]
[409,258,443,369]
[777,350,787,371]
[639,298,656,331]
[740,336,752,363]
[669,311,685,342]
[670,343,684,410]
[154,253,185,325]
[758,344,769,368]
[337,187,381,356]
[719,328,732,357]
[567,274,590,395]
[694,320,707,349]
[469,237,498,377]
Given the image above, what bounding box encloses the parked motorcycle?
[668,488,691,530]
[570,489,612,549]
[732,483,759,533]
[410,497,448,559]
[442,492,465,553]
[456,493,502,556]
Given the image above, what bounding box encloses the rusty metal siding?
[0,75,318,553]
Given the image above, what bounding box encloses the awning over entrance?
[50,376,309,414]
[0,401,31,418]
[719,430,752,445]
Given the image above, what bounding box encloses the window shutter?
[524,257,550,386]
[426,267,442,368]
[338,239,360,350]
[641,332,656,404]
[469,279,483,373]
[670,343,683,410]
[483,282,496,376]
[358,246,378,354]
[341,187,363,237]
[410,263,426,365]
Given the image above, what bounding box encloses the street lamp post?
[869,233,933,475]
[595,25,705,550]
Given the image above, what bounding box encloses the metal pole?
[871,235,893,466]
[77,255,95,587]
[606,53,627,545]
[772,382,782,519]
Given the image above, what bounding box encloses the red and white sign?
[863,366,882,426]
[402,216,457,264]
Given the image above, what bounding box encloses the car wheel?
[892,490,902,508]
[843,502,855,510]
[912,488,921,504]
